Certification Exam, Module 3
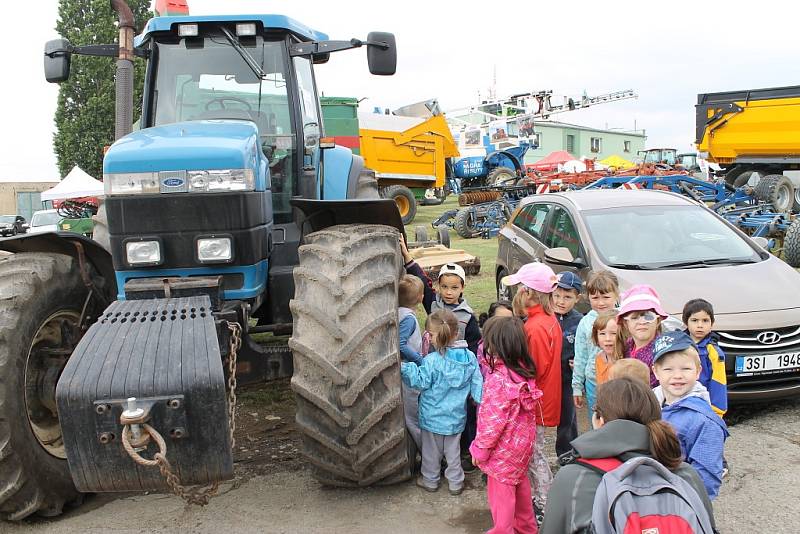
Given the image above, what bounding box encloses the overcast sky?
[2,0,798,180]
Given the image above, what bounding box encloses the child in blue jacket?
[682,298,727,417]
[651,331,729,499]
[401,309,483,495]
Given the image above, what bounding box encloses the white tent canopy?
[40,166,104,201]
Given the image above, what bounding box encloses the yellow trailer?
[357,113,459,224]
[696,85,800,191]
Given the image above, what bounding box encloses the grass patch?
[238,379,293,406]
[404,196,500,320]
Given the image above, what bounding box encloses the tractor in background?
[0,0,408,520]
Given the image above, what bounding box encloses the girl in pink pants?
[470,316,542,534]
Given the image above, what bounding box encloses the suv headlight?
[188,169,254,193]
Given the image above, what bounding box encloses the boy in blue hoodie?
[652,331,729,499]
[682,298,727,417]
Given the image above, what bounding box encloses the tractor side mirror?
[44,38,72,83]
[366,32,396,76]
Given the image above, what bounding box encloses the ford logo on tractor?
[163,178,185,187]
[757,331,782,345]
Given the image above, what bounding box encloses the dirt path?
[6,384,800,533]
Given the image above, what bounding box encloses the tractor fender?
[484,149,524,173]
[291,198,405,240]
[320,145,367,200]
[0,232,116,297]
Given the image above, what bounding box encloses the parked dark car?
[496,189,800,403]
[0,215,27,236]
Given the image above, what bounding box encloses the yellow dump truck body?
[696,85,800,165]
[358,114,459,189]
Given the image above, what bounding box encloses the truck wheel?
[414,226,428,243]
[755,174,794,213]
[0,253,87,520]
[454,207,480,238]
[437,227,451,248]
[784,219,800,268]
[487,166,516,186]
[290,224,411,487]
[382,185,417,225]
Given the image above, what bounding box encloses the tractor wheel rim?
[395,196,410,216]
[24,310,81,459]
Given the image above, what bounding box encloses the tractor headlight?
[188,169,255,193]
[125,240,162,266]
[196,236,233,263]
[104,169,254,195]
[104,172,160,195]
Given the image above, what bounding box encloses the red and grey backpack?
[577,456,715,534]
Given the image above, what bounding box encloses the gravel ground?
[5,387,799,533]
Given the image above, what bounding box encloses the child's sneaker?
[415,477,438,492]
[461,456,476,474]
[533,501,545,527]
[449,486,463,496]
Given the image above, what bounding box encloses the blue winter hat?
[653,331,696,363]
[556,271,583,292]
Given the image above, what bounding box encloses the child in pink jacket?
[470,316,542,534]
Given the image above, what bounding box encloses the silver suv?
[496,189,800,403]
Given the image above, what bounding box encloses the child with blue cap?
[651,330,729,499]
[552,271,583,458]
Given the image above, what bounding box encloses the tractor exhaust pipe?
[111,0,135,140]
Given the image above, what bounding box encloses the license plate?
[735,352,800,376]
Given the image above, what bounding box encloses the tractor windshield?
[152,35,298,219]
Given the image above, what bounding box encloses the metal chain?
[120,321,242,506]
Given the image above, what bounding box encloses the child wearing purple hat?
[618,284,668,387]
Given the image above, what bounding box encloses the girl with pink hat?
[617,284,669,387]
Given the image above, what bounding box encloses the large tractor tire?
[784,219,800,268]
[454,207,480,238]
[0,253,88,520]
[487,166,516,186]
[754,174,794,213]
[289,224,412,487]
[382,185,417,225]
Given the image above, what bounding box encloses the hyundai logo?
[163,178,185,187]
[756,331,781,345]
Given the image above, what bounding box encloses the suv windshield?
[153,35,297,221]
[31,211,60,227]
[582,205,761,268]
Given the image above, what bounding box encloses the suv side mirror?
[545,246,586,267]
[366,32,396,75]
[44,38,72,83]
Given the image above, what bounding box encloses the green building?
[523,121,646,164]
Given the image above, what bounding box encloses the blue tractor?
[0,2,410,520]
[452,141,533,188]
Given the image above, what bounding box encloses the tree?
[53,0,152,179]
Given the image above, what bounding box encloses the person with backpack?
[541,377,717,534]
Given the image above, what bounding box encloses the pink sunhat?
[618,284,668,318]
[500,262,557,294]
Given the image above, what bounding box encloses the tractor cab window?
[292,56,321,169]
[152,35,297,220]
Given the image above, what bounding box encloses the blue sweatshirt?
[556,308,584,383]
[661,392,729,499]
[572,310,599,396]
[401,340,483,435]
[690,332,728,417]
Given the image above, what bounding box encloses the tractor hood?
[103,120,261,175]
